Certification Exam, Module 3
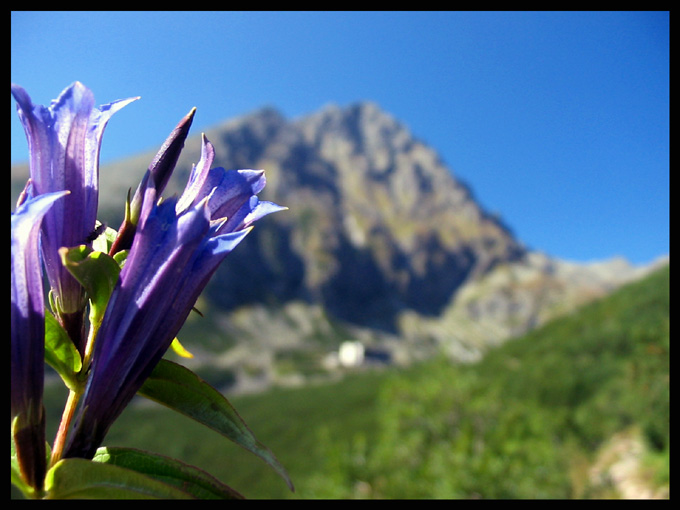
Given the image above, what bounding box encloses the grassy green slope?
[91,265,670,499]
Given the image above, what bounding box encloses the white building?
[338,341,365,367]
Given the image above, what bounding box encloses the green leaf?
[44,312,82,391]
[44,458,195,499]
[92,447,243,499]
[113,249,129,268]
[91,223,118,254]
[59,245,120,330]
[138,360,294,492]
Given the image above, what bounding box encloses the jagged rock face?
[168,102,525,331]
[13,101,525,333]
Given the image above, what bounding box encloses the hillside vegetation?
[87,264,669,499]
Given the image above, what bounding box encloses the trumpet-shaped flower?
[11,190,69,491]
[11,82,138,354]
[176,134,284,229]
[63,135,286,459]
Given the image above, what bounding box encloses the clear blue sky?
[11,11,669,265]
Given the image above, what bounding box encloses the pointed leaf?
[138,359,294,492]
[92,447,243,499]
[44,312,82,391]
[44,458,194,499]
[59,245,121,329]
[113,249,129,268]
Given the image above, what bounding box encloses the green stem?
[49,389,80,468]
[50,317,100,467]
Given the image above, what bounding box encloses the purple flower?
[63,135,286,459]
[177,134,285,227]
[109,107,196,255]
[11,82,138,354]
[11,190,68,491]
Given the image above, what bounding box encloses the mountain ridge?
[10,101,665,389]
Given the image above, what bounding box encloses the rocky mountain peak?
[169,101,527,331]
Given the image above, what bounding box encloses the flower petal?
[11,190,68,490]
[62,113,286,461]
[11,82,138,353]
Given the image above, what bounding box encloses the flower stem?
[49,389,80,468]
[49,308,98,468]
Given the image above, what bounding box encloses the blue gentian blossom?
[176,134,285,227]
[63,135,286,459]
[109,107,196,255]
[11,82,138,354]
[11,190,69,491]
